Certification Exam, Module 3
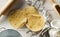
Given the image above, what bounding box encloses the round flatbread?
[26,14,45,32]
[8,10,27,29]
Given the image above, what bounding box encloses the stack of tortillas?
[8,5,45,32]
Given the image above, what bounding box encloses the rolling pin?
[0,0,18,16]
[49,0,60,17]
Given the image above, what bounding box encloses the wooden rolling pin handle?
[0,0,18,16]
[0,0,13,16]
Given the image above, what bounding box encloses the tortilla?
[8,10,27,29]
[26,14,45,32]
